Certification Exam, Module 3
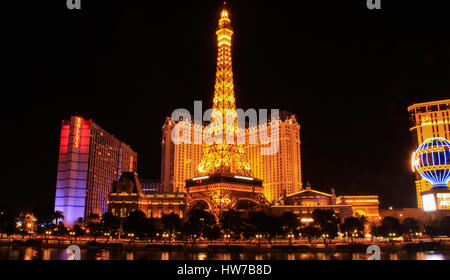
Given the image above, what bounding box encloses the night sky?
[3,0,449,213]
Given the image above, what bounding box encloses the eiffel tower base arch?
[186,174,268,217]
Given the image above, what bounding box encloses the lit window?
[120,208,127,218]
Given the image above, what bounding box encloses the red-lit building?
[54,116,137,225]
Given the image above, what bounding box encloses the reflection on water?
[389,253,399,260]
[423,252,445,260]
[0,246,449,260]
[161,252,169,260]
[126,251,134,260]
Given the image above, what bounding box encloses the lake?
[0,246,449,260]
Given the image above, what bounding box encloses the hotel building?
[109,172,186,219]
[268,186,380,222]
[110,177,378,222]
[54,116,137,225]
[160,111,302,202]
[160,116,204,193]
[408,99,450,208]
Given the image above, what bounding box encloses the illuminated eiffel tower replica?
[186,6,266,215]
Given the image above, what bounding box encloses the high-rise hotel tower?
[160,7,302,202]
[408,99,450,208]
[54,116,137,224]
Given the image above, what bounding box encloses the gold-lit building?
[408,99,450,208]
[160,113,302,202]
[269,186,380,222]
[160,117,203,193]
[108,172,186,219]
[245,112,302,202]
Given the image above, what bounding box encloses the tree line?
[1,208,450,243]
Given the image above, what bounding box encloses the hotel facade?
[160,111,302,202]
[109,177,379,222]
[269,186,379,222]
[54,116,137,225]
[109,172,186,220]
[408,99,450,208]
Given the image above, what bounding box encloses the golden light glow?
[211,190,232,207]
[75,117,81,148]
[411,151,419,172]
[409,120,450,131]
[197,8,252,177]
[416,164,450,173]
[421,115,432,125]
[344,200,379,203]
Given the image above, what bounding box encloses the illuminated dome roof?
[412,137,450,188]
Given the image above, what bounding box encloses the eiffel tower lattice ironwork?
[197,7,252,177]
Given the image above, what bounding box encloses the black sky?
[2,0,450,212]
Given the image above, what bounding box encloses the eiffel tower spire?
[197,6,252,177]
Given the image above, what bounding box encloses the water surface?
[0,246,449,260]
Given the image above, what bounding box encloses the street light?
[224,234,231,244]
[162,233,170,245]
[128,233,135,243]
[388,233,396,242]
[287,233,294,245]
[256,234,262,246]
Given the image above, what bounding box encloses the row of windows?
[414,103,450,113]
[113,208,184,219]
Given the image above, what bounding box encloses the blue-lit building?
[54,116,137,225]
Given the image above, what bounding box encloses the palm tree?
[54,211,64,225]
[75,217,84,226]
